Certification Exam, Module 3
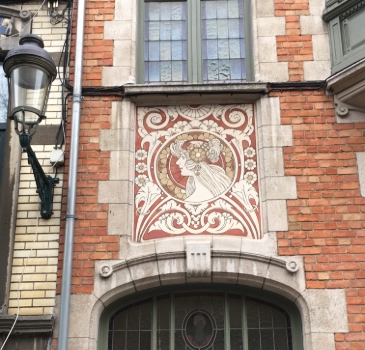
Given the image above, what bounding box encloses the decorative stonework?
[134,104,261,241]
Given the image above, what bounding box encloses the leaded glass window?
[140,0,252,83]
[106,290,302,350]
[201,0,246,81]
[144,2,187,82]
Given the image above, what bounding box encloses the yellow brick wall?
[2,0,68,316]
[8,145,63,315]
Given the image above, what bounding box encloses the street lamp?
[3,34,58,219]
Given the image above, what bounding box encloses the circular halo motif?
[182,309,217,350]
[156,132,236,203]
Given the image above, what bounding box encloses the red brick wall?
[275,89,365,349]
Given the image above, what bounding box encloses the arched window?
[99,286,303,350]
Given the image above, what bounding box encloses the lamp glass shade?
[9,64,52,126]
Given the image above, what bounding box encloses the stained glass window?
[201,0,246,81]
[144,2,187,82]
[142,0,250,83]
[107,290,300,350]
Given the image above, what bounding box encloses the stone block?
[255,0,275,17]
[265,200,289,232]
[121,236,156,261]
[310,333,335,350]
[102,67,134,86]
[111,100,136,130]
[241,233,278,256]
[263,257,305,301]
[158,257,186,285]
[303,61,331,81]
[93,261,134,300]
[237,256,268,288]
[300,16,327,35]
[104,21,132,40]
[309,0,326,15]
[128,260,161,291]
[298,289,348,333]
[256,96,281,126]
[98,181,133,204]
[110,150,134,181]
[113,40,133,67]
[211,236,241,252]
[212,256,240,284]
[258,37,277,63]
[108,203,133,236]
[259,62,289,82]
[259,147,284,177]
[356,152,365,197]
[262,176,297,201]
[114,0,135,21]
[257,17,286,37]
[312,34,330,61]
[259,125,293,148]
[69,294,97,338]
[186,240,211,278]
[100,129,133,152]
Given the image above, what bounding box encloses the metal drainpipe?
[57,0,86,348]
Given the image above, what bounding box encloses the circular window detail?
[182,309,217,350]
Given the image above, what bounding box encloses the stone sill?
[0,315,54,335]
[326,58,365,122]
[124,83,268,105]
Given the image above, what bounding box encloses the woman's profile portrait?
[169,138,232,203]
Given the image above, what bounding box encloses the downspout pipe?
[57,0,86,348]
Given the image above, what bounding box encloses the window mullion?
[187,0,201,83]
[152,297,157,350]
[224,293,231,350]
[170,293,175,350]
[242,295,249,350]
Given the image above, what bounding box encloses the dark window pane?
[126,331,139,350]
[112,331,126,349]
[274,329,290,350]
[229,294,242,328]
[230,329,243,350]
[248,329,261,350]
[140,331,151,349]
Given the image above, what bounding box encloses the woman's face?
[176,154,194,176]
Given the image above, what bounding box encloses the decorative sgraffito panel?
[134,104,261,241]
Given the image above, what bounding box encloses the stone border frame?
[54,244,348,350]
[82,95,348,350]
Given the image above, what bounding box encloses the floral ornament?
[135,162,147,173]
[198,132,215,142]
[244,159,256,171]
[201,120,219,132]
[176,133,194,142]
[159,147,170,165]
[172,121,192,134]
[174,186,187,200]
[244,147,255,158]
[188,144,208,163]
[135,174,150,187]
[135,149,148,160]
[244,171,257,184]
